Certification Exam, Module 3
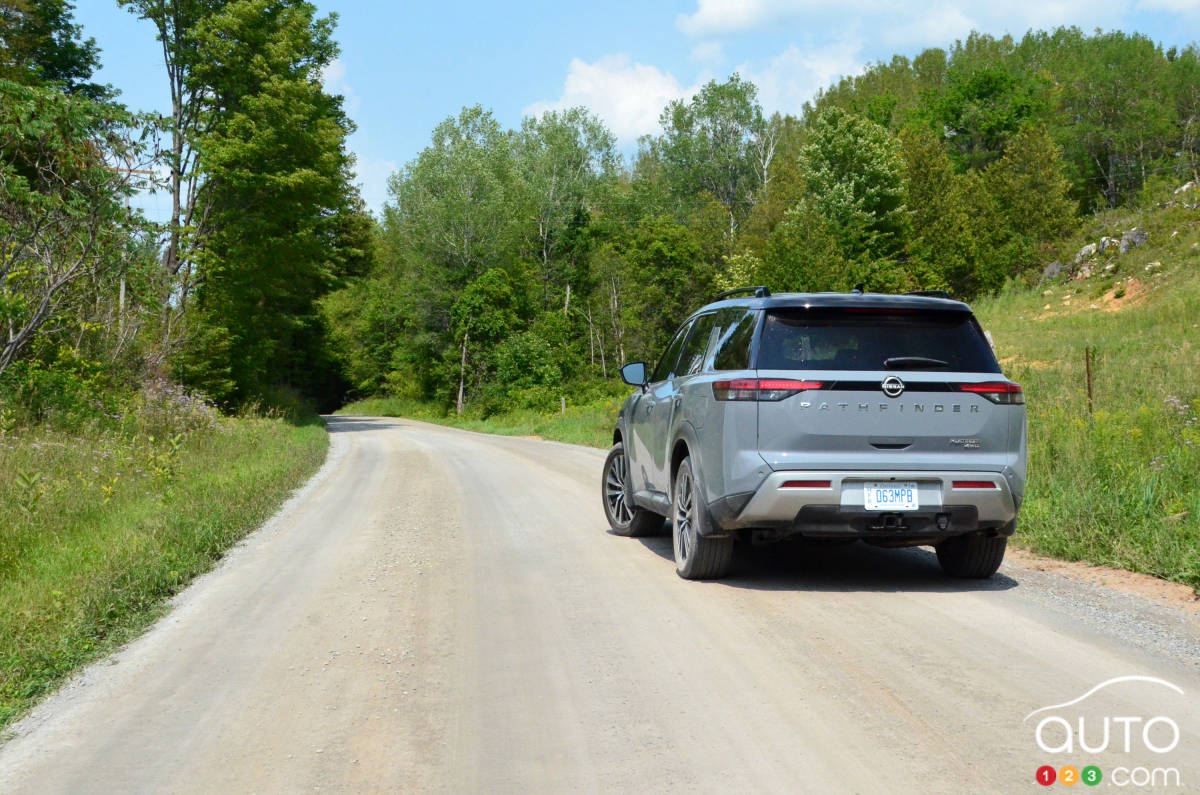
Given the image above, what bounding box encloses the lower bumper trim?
[793,505,980,537]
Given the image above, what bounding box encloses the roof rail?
[907,290,953,299]
[715,285,771,301]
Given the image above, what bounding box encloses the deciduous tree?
[801,108,909,262]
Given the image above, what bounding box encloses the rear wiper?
[883,356,950,369]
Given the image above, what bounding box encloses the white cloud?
[678,1,1136,42]
[677,0,782,37]
[691,41,726,63]
[736,37,866,115]
[321,57,361,114]
[524,55,705,143]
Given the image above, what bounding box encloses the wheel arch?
[670,439,690,491]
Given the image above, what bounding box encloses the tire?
[602,443,664,537]
[672,456,734,580]
[936,532,1008,578]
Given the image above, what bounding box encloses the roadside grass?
[0,410,327,729]
[975,204,1200,590]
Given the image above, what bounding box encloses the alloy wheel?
[605,452,633,526]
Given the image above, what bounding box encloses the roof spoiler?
[906,290,953,299]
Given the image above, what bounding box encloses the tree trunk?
[598,326,607,377]
[456,329,469,415]
[118,276,126,337]
[608,275,625,366]
[583,306,594,365]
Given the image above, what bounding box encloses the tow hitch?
[870,513,909,531]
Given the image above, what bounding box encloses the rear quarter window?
[756,309,1001,373]
[709,308,757,371]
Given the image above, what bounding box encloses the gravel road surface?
[1,415,1197,793]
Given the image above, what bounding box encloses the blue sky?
[75,1,1200,217]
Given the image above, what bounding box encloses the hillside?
[974,184,1200,588]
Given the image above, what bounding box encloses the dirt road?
[2,416,1197,793]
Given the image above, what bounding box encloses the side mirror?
[620,362,647,387]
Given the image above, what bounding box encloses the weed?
[14,470,43,516]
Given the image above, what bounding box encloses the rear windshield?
[756,309,1001,373]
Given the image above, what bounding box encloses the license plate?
[864,482,919,511]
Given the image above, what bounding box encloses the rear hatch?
[753,305,1023,472]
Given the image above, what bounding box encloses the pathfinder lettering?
[796,402,979,414]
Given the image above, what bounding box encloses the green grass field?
[346,204,1200,592]
[0,413,327,728]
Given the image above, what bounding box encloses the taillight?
[782,480,832,489]
[955,382,1024,404]
[712,379,824,401]
[952,481,998,489]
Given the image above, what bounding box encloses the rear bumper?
[712,470,1019,539]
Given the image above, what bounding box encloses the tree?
[738,113,806,256]
[928,32,1052,171]
[0,0,104,97]
[514,108,616,311]
[183,0,364,407]
[449,267,524,412]
[119,0,226,280]
[622,215,712,359]
[801,108,909,262]
[1049,29,1174,208]
[760,202,845,292]
[0,79,150,375]
[806,54,927,134]
[986,125,1076,250]
[900,125,973,293]
[655,74,765,236]
[956,170,1014,296]
[387,105,518,292]
[1168,45,1200,183]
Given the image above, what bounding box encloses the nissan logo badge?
[882,376,905,398]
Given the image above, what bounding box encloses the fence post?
[1085,347,1094,415]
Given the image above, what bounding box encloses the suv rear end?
[731,294,1024,560]
[603,289,1027,580]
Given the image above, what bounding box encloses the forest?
[330,28,1200,417]
[1,3,1198,420]
[0,0,368,422]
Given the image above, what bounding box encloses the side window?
[650,320,693,382]
[710,308,757,371]
[678,314,717,377]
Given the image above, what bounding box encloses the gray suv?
[601,287,1027,580]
